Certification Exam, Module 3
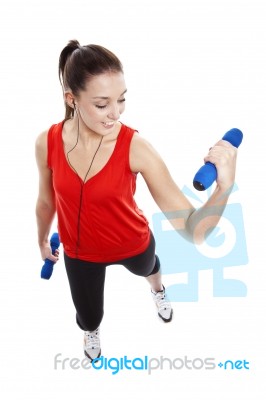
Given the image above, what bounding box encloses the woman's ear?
[64,91,75,108]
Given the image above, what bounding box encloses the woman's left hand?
[204,139,237,191]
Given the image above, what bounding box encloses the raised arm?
[130,133,237,244]
[35,130,58,262]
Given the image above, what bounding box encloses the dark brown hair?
[58,40,124,119]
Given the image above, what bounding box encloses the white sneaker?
[151,286,173,322]
[84,327,101,361]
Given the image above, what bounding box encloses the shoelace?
[84,329,100,349]
[154,292,171,311]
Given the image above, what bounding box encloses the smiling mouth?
[102,121,116,127]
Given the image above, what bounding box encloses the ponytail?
[58,40,81,120]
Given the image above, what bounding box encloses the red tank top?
[47,121,150,262]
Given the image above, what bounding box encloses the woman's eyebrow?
[92,89,127,100]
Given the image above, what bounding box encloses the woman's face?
[73,71,127,135]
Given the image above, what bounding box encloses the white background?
[0,0,265,398]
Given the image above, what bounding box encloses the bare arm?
[130,133,237,244]
[35,130,58,262]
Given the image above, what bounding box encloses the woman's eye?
[95,99,125,109]
[96,105,107,109]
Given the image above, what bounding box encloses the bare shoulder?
[35,129,49,149]
[130,132,165,173]
[35,129,49,167]
[130,132,159,155]
[130,131,193,212]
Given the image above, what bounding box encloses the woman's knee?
[76,311,104,331]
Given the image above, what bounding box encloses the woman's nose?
[107,103,120,120]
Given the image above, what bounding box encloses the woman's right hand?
[40,242,59,263]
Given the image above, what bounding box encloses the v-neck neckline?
[60,121,124,185]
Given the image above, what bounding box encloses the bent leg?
[118,232,162,291]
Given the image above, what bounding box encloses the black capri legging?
[64,232,160,332]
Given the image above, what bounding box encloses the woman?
[35,40,237,362]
